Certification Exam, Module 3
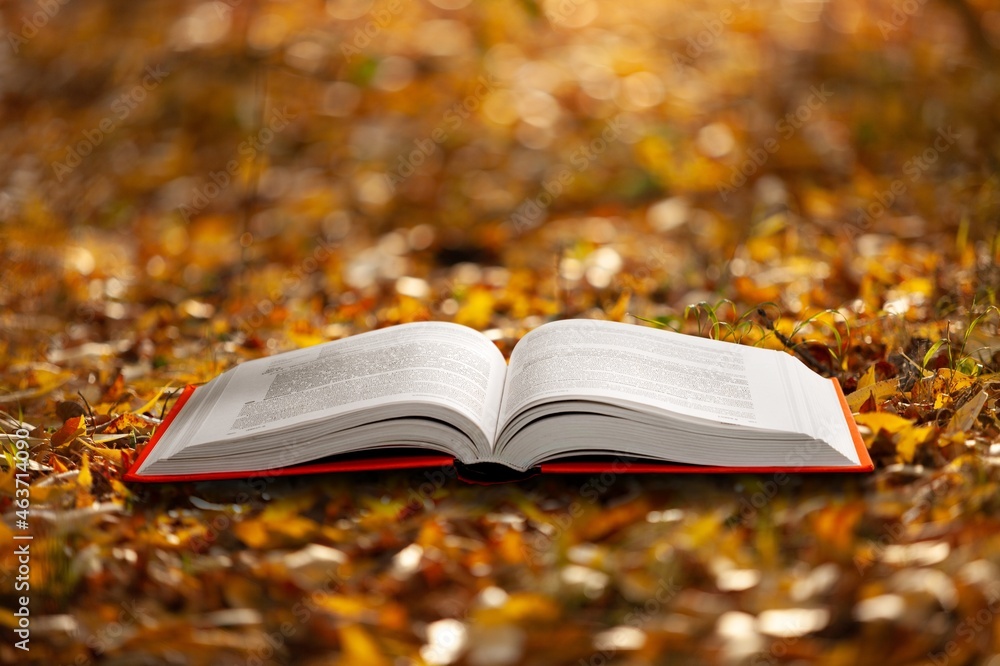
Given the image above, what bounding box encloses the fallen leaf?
[84,444,125,465]
[102,372,126,402]
[454,288,495,329]
[847,379,899,412]
[895,424,937,463]
[103,412,155,434]
[339,625,390,666]
[947,391,988,434]
[51,415,87,448]
[56,400,87,421]
[77,452,93,490]
[853,412,915,436]
[857,364,877,390]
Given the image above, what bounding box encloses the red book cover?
[124,379,874,484]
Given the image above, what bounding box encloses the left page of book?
[135,322,508,475]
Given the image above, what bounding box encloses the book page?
[179,322,508,450]
[499,319,859,464]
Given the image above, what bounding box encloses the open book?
[125,319,873,482]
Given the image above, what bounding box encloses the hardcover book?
[125,319,873,483]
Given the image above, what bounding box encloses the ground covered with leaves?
[3,0,1000,664]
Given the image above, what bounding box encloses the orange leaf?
[104,413,154,434]
[51,415,86,448]
[49,453,69,474]
[102,373,126,403]
[811,501,865,553]
[858,391,878,414]
[605,289,631,322]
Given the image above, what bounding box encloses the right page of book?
[498,319,860,465]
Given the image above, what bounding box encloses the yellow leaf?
[77,452,92,491]
[846,379,898,412]
[135,383,175,416]
[103,413,154,434]
[605,289,631,322]
[101,372,126,402]
[49,454,70,474]
[416,519,446,548]
[338,625,389,666]
[853,412,914,436]
[232,514,318,548]
[895,424,936,463]
[316,595,375,618]
[0,368,72,403]
[0,608,19,630]
[271,515,319,541]
[232,519,270,549]
[857,364,877,390]
[937,368,978,393]
[110,478,131,497]
[899,276,934,298]
[287,328,326,349]
[392,294,429,324]
[502,592,561,621]
[83,444,124,465]
[454,288,494,329]
[31,478,72,503]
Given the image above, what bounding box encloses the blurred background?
[3,2,1000,664]
[3,0,999,361]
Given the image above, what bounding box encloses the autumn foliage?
[2,0,1000,664]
